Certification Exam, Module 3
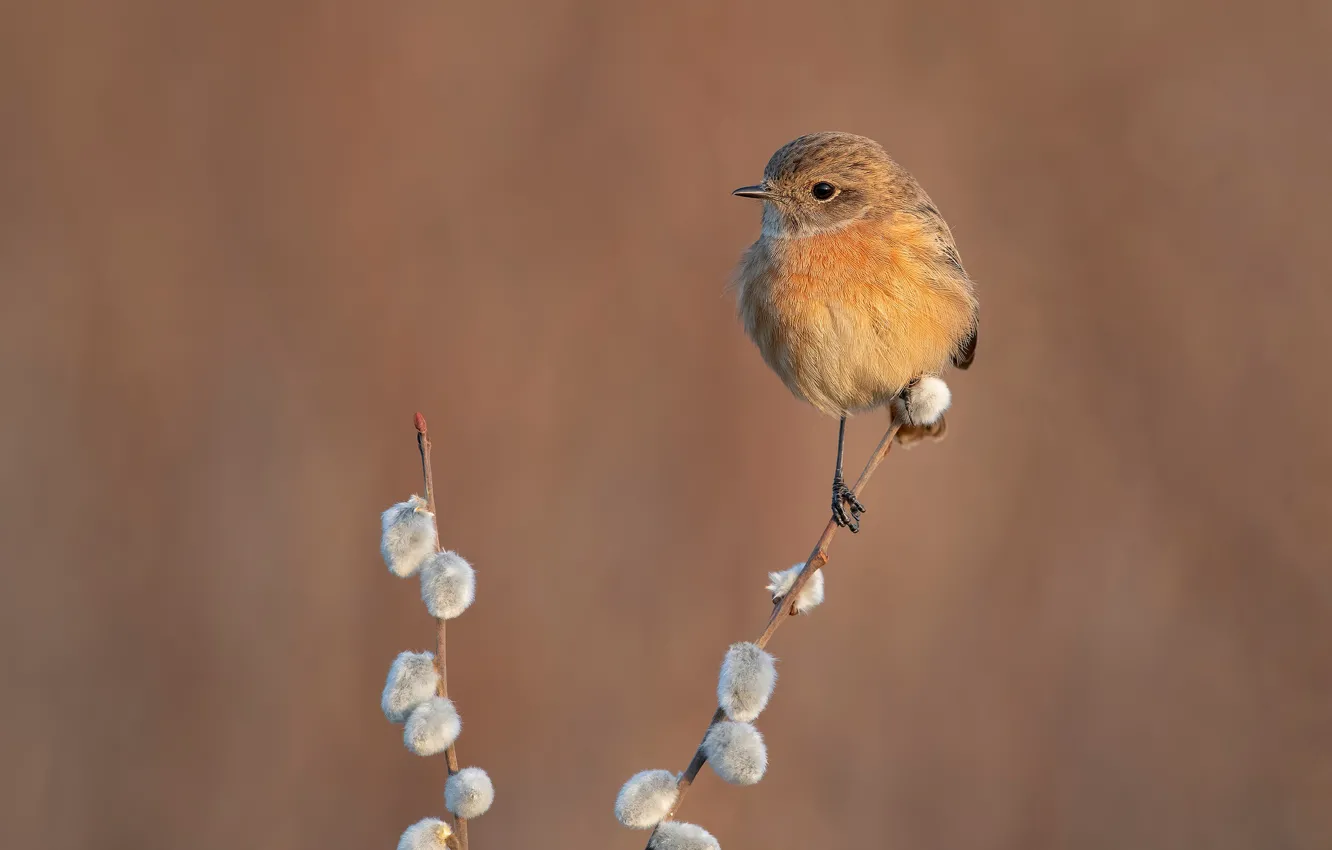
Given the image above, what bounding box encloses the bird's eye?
[810,181,837,201]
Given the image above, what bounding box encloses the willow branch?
[647,418,903,840]
[415,413,468,850]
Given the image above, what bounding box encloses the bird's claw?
[831,479,865,532]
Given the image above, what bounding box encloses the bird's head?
[733,131,907,238]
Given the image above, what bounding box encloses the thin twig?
[415,412,468,850]
[648,419,902,840]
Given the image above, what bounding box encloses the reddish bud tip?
[414,412,428,434]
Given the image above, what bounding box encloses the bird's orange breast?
[736,216,975,416]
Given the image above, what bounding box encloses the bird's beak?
[732,184,774,200]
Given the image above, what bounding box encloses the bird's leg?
[831,416,866,532]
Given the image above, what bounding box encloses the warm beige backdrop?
[3,2,1330,848]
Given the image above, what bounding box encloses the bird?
[731,132,978,532]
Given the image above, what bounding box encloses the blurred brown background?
[3,1,1331,848]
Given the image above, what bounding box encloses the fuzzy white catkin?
[893,376,951,426]
[702,721,767,785]
[717,642,776,723]
[648,821,721,850]
[380,500,436,580]
[397,818,452,850]
[445,767,494,819]
[766,563,825,614]
[382,651,440,723]
[420,551,476,620]
[404,696,461,756]
[381,495,438,578]
[615,769,679,829]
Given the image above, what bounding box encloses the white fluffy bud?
[892,376,951,426]
[381,496,438,578]
[648,821,720,850]
[420,551,476,619]
[445,767,495,819]
[717,642,776,722]
[615,769,679,828]
[404,696,461,756]
[396,818,452,850]
[702,721,767,785]
[381,651,440,723]
[766,563,824,614]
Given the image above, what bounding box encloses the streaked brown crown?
[763,132,895,186]
[752,132,917,235]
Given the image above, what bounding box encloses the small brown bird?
[732,132,978,531]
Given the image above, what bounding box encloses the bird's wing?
[953,322,977,370]
[911,193,978,370]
